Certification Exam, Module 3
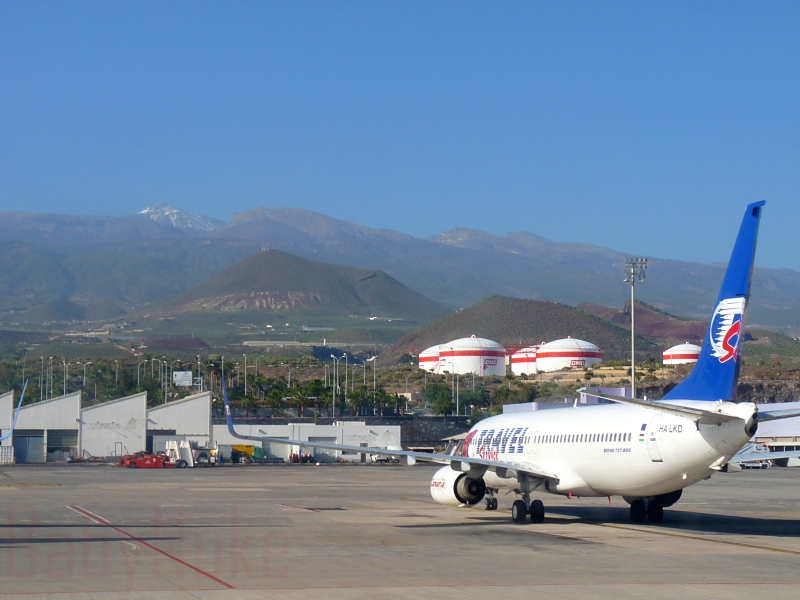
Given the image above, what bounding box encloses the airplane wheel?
[491,498,498,511]
[630,499,646,523]
[647,501,664,523]
[512,500,528,523]
[529,499,545,523]
[484,498,493,511]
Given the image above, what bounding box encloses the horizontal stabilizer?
[758,407,800,422]
[588,391,740,425]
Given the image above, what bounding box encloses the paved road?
[0,463,799,599]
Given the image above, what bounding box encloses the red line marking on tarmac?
[68,505,234,590]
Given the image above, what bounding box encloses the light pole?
[48,357,53,399]
[243,354,248,395]
[367,356,376,391]
[114,360,119,387]
[62,360,67,396]
[342,355,348,399]
[137,359,148,387]
[205,363,215,393]
[624,257,648,399]
[197,355,202,391]
[40,357,44,402]
[77,361,92,387]
[330,355,341,418]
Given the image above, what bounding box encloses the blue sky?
[1,2,799,269]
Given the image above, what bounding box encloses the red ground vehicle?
[118,452,176,468]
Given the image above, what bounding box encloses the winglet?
[0,380,28,442]
[664,201,765,402]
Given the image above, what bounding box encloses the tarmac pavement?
[0,463,799,599]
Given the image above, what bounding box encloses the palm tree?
[291,385,309,418]
[264,388,284,417]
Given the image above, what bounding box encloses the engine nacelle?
[430,466,486,506]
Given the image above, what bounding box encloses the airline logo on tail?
[710,297,746,363]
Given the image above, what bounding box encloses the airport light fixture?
[624,257,648,399]
[330,355,341,417]
[137,359,148,387]
[242,354,248,395]
[366,356,376,391]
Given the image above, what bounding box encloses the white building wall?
[0,392,12,447]
[81,392,147,458]
[16,392,81,430]
[14,392,82,461]
[212,422,401,462]
[148,392,212,446]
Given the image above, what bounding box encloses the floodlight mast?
[624,257,648,399]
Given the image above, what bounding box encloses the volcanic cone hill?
[151,249,451,323]
[389,296,662,362]
[578,301,708,342]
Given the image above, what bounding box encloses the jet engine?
[430,466,486,506]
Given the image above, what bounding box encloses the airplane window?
[613,433,617,442]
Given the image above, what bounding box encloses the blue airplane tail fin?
[663,201,765,402]
[0,380,28,442]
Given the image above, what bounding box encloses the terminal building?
[0,390,399,464]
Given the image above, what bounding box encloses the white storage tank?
[418,345,441,373]
[438,336,506,377]
[511,346,539,376]
[536,337,603,372]
[663,342,701,365]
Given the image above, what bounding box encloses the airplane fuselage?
[464,400,756,498]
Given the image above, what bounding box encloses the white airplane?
[224,201,800,524]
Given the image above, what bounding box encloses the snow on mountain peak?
[139,203,223,232]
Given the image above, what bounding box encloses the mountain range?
[2,204,800,335]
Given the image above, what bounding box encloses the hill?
[388,296,663,362]
[578,301,707,343]
[151,249,451,324]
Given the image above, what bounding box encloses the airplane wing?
[757,407,800,422]
[221,380,559,483]
[586,391,740,424]
[0,380,27,442]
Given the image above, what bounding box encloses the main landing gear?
[629,499,664,524]
[510,473,546,524]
